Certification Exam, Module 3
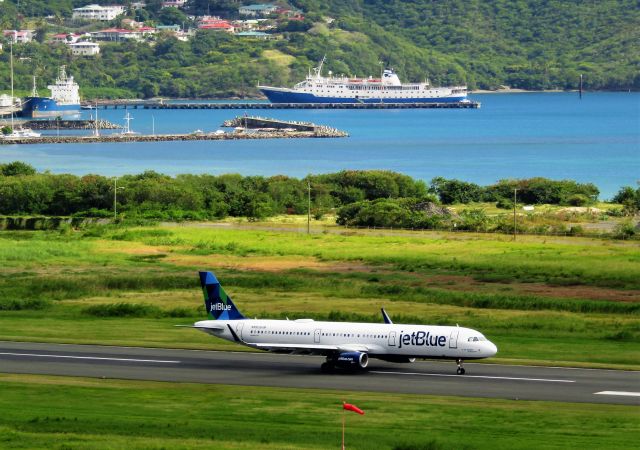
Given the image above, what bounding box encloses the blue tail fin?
[199,271,246,320]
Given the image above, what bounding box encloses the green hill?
[0,0,638,98]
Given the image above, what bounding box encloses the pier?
[20,119,120,130]
[0,129,348,145]
[222,116,335,133]
[83,100,480,110]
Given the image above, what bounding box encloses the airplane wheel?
[456,367,466,375]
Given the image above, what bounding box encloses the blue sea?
[2,92,638,199]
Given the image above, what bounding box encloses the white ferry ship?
[258,57,467,104]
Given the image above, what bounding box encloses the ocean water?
[1,92,638,199]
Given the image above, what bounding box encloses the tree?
[430,177,483,204]
[1,161,37,177]
[158,7,188,26]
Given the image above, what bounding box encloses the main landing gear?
[456,359,466,375]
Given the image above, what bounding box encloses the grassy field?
[0,374,638,450]
[0,224,639,368]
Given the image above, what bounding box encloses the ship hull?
[20,97,81,119]
[260,88,466,104]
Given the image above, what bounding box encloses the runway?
[1,341,638,406]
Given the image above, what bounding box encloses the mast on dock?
[9,42,14,130]
[31,76,38,97]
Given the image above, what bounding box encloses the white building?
[69,42,101,56]
[239,4,278,17]
[72,4,126,21]
[162,0,187,7]
[3,30,34,44]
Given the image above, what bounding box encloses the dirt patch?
[162,253,373,273]
[96,240,169,255]
[93,238,376,273]
[517,284,640,302]
[417,273,640,302]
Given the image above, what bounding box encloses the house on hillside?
[232,19,259,31]
[69,42,101,56]
[72,4,126,21]
[91,28,143,41]
[239,4,278,17]
[162,0,187,7]
[235,31,273,40]
[275,6,303,18]
[49,33,83,44]
[156,25,181,32]
[3,30,34,44]
[198,17,235,32]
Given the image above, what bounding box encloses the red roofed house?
[3,30,34,44]
[198,19,234,32]
[49,33,82,44]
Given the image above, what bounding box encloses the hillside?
[0,0,638,98]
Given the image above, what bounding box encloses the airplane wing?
[174,324,225,331]
[225,325,372,355]
[252,342,371,355]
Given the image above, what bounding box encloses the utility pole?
[114,177,118,221]
[94,101,99,137]
[513,188,518,240]
[307,181,311,235]
[113,177,124,221]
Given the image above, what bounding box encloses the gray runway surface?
[1,341,638,406]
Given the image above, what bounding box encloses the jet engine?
[334,351,369,370]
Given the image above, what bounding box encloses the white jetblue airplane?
[190,271,497,374]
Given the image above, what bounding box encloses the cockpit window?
[468,336,487,342]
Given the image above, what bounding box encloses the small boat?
[2,43,40,139]
[2,127,41,139]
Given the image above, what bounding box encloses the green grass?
[0,226,638,369]
[0,374,637,449]
[109,225,640,290]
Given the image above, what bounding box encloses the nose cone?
[486,341,498,357]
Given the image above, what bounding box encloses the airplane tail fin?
[199,271,246,320]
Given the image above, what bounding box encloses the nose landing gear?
[456,359,465,375]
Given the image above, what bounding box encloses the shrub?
[496,198,513,209]
[612,221,636,239]
[83,303,161,318]
[568,225,584,236]
[566,194,590,206]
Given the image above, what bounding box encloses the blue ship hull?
[20,97,81,119]
[260,88,466,104]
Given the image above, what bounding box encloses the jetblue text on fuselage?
[398,331,446,348]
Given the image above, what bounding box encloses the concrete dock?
[84,100,480,110]
[0,129,348,145]
[145,101,480,110]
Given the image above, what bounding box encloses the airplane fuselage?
[195,318,497,361]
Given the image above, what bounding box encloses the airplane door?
[449,329,459,349]
[236,322,244,340]
[388,331,396,346]
[314,329,321,343]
